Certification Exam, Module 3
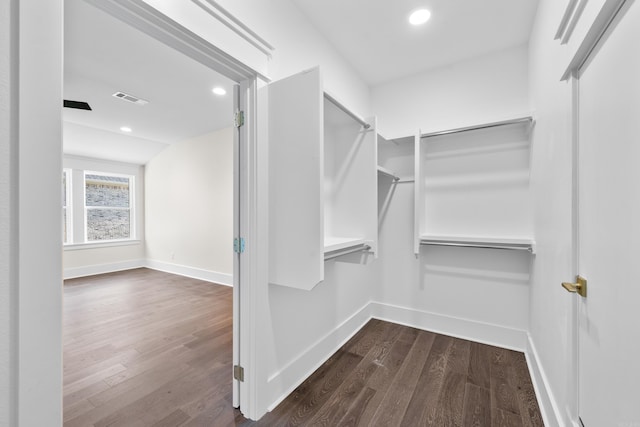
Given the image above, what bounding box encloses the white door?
[232,78,258,414]
[573,1,640,425]
[232,84,241,408]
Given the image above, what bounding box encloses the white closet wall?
[376,135,531,349]
[372,48,533,350]
[372,45,529,139]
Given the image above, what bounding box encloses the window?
[63,163,139,247]
[84,172,135,242]
[62,169,72,244]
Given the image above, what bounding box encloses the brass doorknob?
[562,276,587,298]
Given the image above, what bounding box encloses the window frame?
[62,168,73,245]
[82,170,136,243]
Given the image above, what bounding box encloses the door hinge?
[234,110,245,128]
[234,365,244,382]
[234,237,245,254]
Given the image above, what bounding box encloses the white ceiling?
[291,0,540,85]
[64,0,235,164]
[64,0,539,164]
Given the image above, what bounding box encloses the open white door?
[232,84,241,408]
[567,1,640,425]
[232,78,259,415]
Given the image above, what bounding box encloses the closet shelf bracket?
[324,244,371,260]
[377,166,400,181]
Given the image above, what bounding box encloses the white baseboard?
[64,258,233,287]
[64,259,145,279]
[145,259,233,286]
[266,302,373,412]
[369,301,528,351]
[265,301,530,413]
[526,334,566,427]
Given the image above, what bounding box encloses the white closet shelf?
[377,166,400,181]
[324,237,371,260]
[419,234,536,253]
[324,236,368,253]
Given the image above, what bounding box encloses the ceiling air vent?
[112,91,149,106]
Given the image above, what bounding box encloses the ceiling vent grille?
[112,91,149,106]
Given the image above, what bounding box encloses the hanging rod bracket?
[324,244,371,261]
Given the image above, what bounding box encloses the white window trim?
[62,168,73,244]
[63,239,142,251]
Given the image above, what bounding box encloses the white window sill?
[64,240,142,251]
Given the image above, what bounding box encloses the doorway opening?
[62,0,254,423]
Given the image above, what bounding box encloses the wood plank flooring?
[251,320,544,427]
[64,268,543,426]
[63,268,239,426]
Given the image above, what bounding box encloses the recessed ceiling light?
[120,126,132,133]
[212,87,227,96]
[409,9,431,26]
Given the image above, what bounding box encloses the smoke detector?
[112,91,149,106]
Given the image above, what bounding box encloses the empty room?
[2,1,639,427]
[61,0,239,424]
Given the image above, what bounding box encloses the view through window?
[84,173,133,241]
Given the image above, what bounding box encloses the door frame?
[72,0,264,419]
[563,0,630,424]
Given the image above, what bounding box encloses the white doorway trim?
[74,0,265,420]
[563,1,631,425]
[84,0,267,83]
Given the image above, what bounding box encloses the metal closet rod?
[323,93,371,130]
[420,241,534,253]
[421,116,533,139]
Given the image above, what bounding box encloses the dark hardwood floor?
[64,268,543,426]
[253,319,544,427]
[63,268,239,426]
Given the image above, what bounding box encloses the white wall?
[145,128,233,285]
[527,1,577,426]
[376,136,531,350]
[265,260,377,408]
[140,0,372,118]
[0,0,17,425]
[220,0,372,117]
[12,1,64,425]
[372,45,530,139]
[62,155,146,279]
[371,43,533,350]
